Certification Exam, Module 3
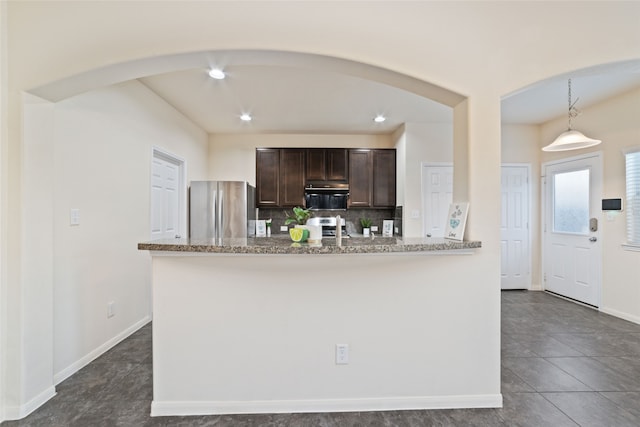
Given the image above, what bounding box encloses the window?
[553,169,590,234]
[625,148,640,247]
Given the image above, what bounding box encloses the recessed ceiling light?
[208,68,226,80]
[374,114,386,123]
[240,113,252,122]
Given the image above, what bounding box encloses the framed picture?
[444,203,469,241]
[255,220,266,237]
[382,220,394,237]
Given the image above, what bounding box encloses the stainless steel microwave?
[304,185,349,210]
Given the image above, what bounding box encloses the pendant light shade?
[543,130,601,152]
[542,79,601,152]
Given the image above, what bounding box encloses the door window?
[553,169,590,234]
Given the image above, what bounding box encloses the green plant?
[285,206,312,226]
[360,217,372,229]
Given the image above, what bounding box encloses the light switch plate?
[70,209,80,226]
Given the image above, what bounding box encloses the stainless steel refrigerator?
[189,181,256,242]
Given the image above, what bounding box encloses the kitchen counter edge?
[138,237,481,255]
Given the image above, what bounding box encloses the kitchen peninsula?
[139,236,501,417]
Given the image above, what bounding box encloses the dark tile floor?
[5,290,640,426]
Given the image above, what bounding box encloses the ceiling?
[139,59,640,134]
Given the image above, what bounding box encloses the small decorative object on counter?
[289,227,309,243]
[266,218,272,237]
[285,206,312,226]
[256,220,267,237]
[445,202,469,241]
[360,217,372,237]
[285,207,313,242]
[382,220,394,237]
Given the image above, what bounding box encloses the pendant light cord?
[567,78,580,131]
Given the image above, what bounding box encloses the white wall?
[208,133,392,184]
[400,123,454,237]
[152,253,501,414]
[50,80,208,383]
[540,87,640,323]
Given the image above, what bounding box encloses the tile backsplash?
[258,207,402,236]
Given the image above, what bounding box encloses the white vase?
[363,228,370,236]
[306,224,323,243]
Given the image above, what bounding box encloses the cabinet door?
[348,150,372,207]
[280,149,306,206]
[256,149,280,207]
[306,149,326,181]
[326,149,348,181]
[372,150,396,207]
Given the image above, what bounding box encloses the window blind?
[626,150,640,245]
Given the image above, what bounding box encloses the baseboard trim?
[3,386,56,421]
[599,306,640,325]
[151,394,503,417]
[54,316,151,385]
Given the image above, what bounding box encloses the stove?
[307,217,348,237]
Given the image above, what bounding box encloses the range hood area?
[304,182,349,211]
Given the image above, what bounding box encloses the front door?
[543,153,602,306]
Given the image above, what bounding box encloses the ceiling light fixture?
[240,113,252,122]
[542,78,601,152]
[373,114,386,123]
[208,68,226,80]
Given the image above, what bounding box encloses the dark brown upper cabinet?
[279,149,306,207]
[256,148,306,208]
[257,147,394,209]
[256,148,280,207]
[306,148,348,184]
[348,149,396,208]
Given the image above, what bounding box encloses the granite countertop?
[138,235,481,255]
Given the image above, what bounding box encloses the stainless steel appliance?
[307,216,348,237]
[189,181,256,242]
[304,183,349,210]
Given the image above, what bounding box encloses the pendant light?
[542,78,601,152]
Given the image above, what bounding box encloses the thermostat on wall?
[602,198,623,211]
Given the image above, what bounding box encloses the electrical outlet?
[280,225,288,232]
[371,226,378,232]
[107,301,115,318]
[336,344,349,365]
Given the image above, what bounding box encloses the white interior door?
[543,154,602,307]
[423,163,531,290]
[151,148,185,240]
[422,164,453,237]
[501,165,530,289]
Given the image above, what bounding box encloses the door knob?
[589,237,597,242]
